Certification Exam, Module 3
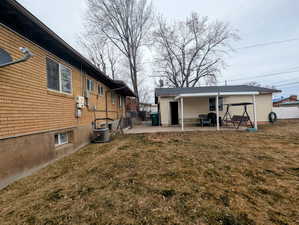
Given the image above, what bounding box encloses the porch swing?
[222,103,254,129]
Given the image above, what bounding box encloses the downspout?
[0,47,33,68]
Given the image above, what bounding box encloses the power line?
[278,84,299,89]
[236,38,299,50]
[277,81,299,87]
[220,68,299,83]
[270,78,299,86]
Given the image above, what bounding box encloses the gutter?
[175,91,260,100]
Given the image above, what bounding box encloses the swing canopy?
[223,102,255,129]
[224,102,253,107]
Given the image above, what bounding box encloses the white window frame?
[55,132,69,146]
[46,57,72,95]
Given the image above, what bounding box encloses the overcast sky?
[17,0,299,99]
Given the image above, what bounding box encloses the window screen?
[60,65,71,93]
[47,58,59,91]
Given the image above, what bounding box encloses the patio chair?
[207,112,222,127]
[198,114,211,127]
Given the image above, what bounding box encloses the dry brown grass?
[1,121,299,225]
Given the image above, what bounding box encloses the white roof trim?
[175,91,259,99]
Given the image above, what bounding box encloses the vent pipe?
[0,47,33,68]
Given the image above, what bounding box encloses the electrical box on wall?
[76,96,85,108]
[76,109,82,118]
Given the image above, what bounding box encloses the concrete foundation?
[0,124,93,190]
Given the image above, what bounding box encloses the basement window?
[46,58,72,94]
[55,132,69,146]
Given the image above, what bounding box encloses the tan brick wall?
[0,25,125,139]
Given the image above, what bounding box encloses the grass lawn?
[0,121,299,225]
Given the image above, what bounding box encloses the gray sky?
[17,0,299,98]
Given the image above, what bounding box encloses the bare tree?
[245,81,276,89]
[79,35,120,80]
[85,0,153,100]
[153,13,238,88]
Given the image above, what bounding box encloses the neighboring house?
[155,85,280,130]
[126,96,139,116]
[126,97,157,121]
[0,0,134,188]
[279,101,299,107]
[273,95,298,107]
[140,103,158,113]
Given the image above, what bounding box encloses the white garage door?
[273,107,299,119]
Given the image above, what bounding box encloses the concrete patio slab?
[124,125,245,134]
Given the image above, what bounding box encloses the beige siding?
[224,94,273,122]
[159,97,174,126]
[159,94,273,126]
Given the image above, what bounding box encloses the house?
[0,0,135,188]
[279,101,299,107]
[155,85,280,130]
[273,95,298,107]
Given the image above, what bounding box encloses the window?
[209,97,223,111]
[111,93,115,104]
[98,85,104,96]
[47,58,59,91]
[119,95,124,107]
[87,79,94,91]
[54,132,69,146]
[46,58,72,94]
[60,65,72,93]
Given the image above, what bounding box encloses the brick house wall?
[0,24,127,188]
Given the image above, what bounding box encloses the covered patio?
[176,91,258,131]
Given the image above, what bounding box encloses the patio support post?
[216,95,220,131]
[252,94,258,130]
[181,97,184,131]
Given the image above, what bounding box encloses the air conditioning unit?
[76,96,85,109]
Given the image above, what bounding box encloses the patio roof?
[155,85,281,98]
[174,91,260,99]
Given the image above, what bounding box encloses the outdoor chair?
[207,112,222,127]
[198,114,211,127]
